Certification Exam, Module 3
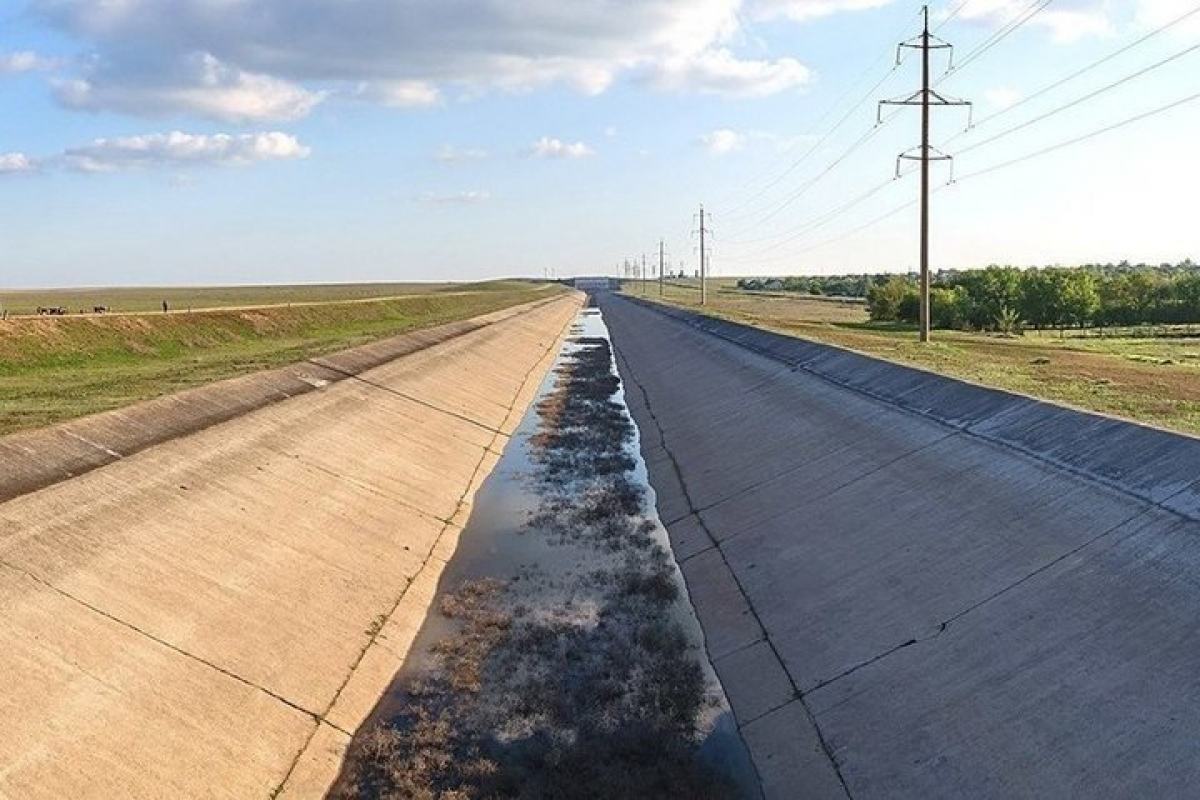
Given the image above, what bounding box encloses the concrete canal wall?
[0,293,582,799]
[605,293,1200,799]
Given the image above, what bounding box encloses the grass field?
[0,281,563,435]
[626,279,1200,437]
[0,280,531,316]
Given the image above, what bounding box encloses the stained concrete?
[0,294,581,799]
[604,293,1200,799]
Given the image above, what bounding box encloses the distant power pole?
[641,253,647,295]
[881,4,970,343]
[658,239,666,297]
[695,205,712,306]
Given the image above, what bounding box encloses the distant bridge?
[570,276,616,292]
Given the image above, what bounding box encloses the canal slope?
[0,293,581,799]
[603,292,1200,800]
[332,304,758,798]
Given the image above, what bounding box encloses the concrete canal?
[333,302,756,798]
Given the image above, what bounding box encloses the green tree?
[1060,270,1099,328]
[947,265,1022,330]
[866,276,913,321]
[930,286,970,329]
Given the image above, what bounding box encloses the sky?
[1,0,1198,287]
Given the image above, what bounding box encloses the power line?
[955,42,1200,157]
[726,175,903,255]
[723,64,895,216]
[955,90,1200,183]
[722,105,911,242]
[722,9,925,221]
[951,2,1200,141]
[739,192,927,265]
[722,67,905,222]
[933,0,974,33]
[943,0,1054,78]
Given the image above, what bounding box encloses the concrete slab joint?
[0,293,583,799]
[604,293,1200,799]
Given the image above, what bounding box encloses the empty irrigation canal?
[601,291,1200,799]
[334,304,758,798]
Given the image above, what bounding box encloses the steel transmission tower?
[880,5,971,342]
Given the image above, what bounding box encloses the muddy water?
[334,303,758,798]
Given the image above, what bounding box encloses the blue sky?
[1,0,1197,287]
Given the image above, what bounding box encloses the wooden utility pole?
[658,239,665,297]
[881,5,970,342]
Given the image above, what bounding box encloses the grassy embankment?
[627,278,1200,436]
[0,281,562,435]
[0,280,515,315]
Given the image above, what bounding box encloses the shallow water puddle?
[334,303,757,798]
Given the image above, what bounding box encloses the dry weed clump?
[335,335,740,799]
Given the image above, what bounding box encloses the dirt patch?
[333,330,742,799]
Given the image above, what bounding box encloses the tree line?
[738,260,1200,332]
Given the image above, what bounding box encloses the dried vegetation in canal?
[334,325,739,799]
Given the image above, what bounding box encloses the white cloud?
[696,127,802,155]
[698,129,744,154]
[54,53,323,123]
[417,190,492,204]
[604,126,620,138]
[984,87,1023,110]
[435,145,489,163]
[955,1,1112,44]
[644,48,811,96]
[358,80,442,108]
[0,153,38,174]
[751,0,894,23]
[0,51,59,76]
[62,131,311,172]
[525,137,595,159]
[1135,0,1200,35]
[31,0,817,116]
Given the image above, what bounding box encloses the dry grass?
[0,280,538,316]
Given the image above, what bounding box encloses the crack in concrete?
[636,296,1200,530]
[272,300,578,798]
[280,448,455,528]
[677,541,718,565]
[694,431,960,551]
[611,330,853,800]
[739,695,809,730]
[309,361,512,439]
[0,558,347,736]
[61,430,124,459]
[805,508,1148,703]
